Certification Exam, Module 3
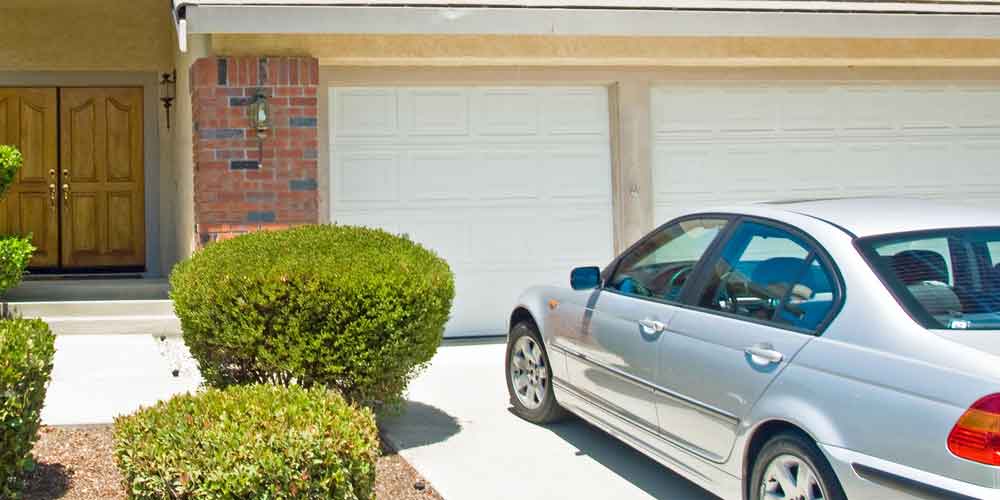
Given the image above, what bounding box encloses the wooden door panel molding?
[60,88,145,269]
[0,88,59,269]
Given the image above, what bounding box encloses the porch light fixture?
[160,71,177,129]
[248,91,271,166]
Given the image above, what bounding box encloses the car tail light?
[948,394,1000,466]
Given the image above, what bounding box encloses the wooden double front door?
[0,88,145,270]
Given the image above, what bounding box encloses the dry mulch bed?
[24,425,443,500]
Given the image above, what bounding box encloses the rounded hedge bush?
[0,318,55,498]
[113,384,379,500]
[170,225,454,408]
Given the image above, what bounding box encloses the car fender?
[509,286,559,340]
[728,371,848,479]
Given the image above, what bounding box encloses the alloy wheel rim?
[759,454,826,500]
[510,336,548,410]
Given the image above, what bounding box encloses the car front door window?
[608,218,729,302]
[696,221,838,332]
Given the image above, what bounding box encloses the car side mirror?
[570,266,601,290]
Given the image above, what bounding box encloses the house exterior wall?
[0,0,173,72]
[213,34,1000,67]
[190,56,320,245]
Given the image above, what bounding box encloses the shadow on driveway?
[380,401,462,451]
[541,414,720,500]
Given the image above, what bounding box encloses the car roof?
[710,197,1000,238]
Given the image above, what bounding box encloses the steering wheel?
[714,271,741,312]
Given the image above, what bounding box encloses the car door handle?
[745,344,784,365]
[638,319,666,334]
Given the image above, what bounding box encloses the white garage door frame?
[651,80,1000,225]
[327,83,617,337]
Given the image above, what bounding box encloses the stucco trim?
[0,72,163,277]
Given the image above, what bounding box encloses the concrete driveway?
[381,340,720,500]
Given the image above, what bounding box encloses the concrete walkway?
[41,335,719,499]
[381,341,720,500]
[42,334,200,426]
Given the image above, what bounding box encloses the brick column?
[190,56,319,246]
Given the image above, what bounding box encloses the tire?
[505,321,568,424]
[749,432,847,500]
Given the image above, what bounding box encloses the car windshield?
[859,227,1000,330]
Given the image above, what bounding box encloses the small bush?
[0,318,56,498]
[170,225,454,408]
[113,384,379,500]
[0,145,23,199]
[0,237,35,294]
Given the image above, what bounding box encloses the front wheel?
[750,432,847,500]
[505,321,567,424]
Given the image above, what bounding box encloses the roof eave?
[169,1,1000,53]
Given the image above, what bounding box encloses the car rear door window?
[607,218,728,302]
[696,221,838,332]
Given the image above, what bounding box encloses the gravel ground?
[24,425,443,500]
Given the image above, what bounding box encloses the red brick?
[192,56,320,247]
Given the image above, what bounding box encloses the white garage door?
[652,84,1000,224]
[330,86,614,337]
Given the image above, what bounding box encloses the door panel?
[562,217,731,434]
[0,88,59,268]
[656,312,810,461]
[655,220,839,461]
[59,88,144,269]
[565,291,672,431]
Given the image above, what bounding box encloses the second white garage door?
[652,83,1000,224]
[330,86,614,337]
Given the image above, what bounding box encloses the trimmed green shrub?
[113,384,379,500]
[0,145,23,199]
[0,237,34,294]
[170,225,454,408]
[0,318,56,499]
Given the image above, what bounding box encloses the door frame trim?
[0,72,161,276]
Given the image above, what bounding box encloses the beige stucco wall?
[217,34,1000,67]
[166,35,212,271]
[0,0,174,72]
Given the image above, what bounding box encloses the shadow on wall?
[542,416,720,500]
[379,401,462,451]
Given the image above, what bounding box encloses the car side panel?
[728,337,999,490]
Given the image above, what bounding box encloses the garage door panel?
[406,89,470,136]
[544,149,612,200]
[544,211,614,264]
[475,88,539,136]
[332,88,398,137]
[542,87,610,136]
[405,151,477,201]
[334,152,399,203]
[479,151,542,200]
[653,83,1000,225]
[332,86,613,336]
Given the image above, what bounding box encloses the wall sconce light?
[248,91,271,166]
[159,70,177,129]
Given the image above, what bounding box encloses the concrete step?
[10,299,175,318]
[8,300,181,336]
[5,278,170,302]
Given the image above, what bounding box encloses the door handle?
[638,319,666,334]
[745,344,784,366]
[48,184,56,210]
[62,183,70,209]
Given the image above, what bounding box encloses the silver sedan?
[506,198,1000,500]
